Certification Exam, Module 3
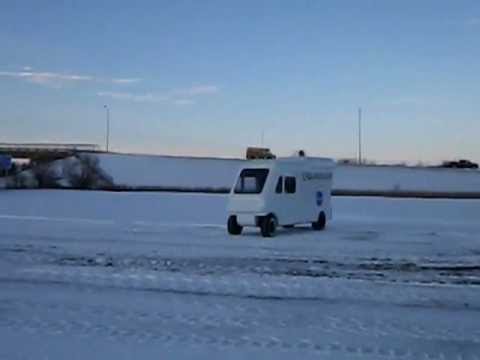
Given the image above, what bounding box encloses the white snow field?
[1,190,480,359]
[97,153,480,193]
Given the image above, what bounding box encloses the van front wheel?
[312,211,326,230]
[261,214,277,237]
[227,215,243,235]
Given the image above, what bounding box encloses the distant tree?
[32,162,61,188]
[10,171,36,189]
[63,154,113,189]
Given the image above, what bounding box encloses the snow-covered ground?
[1,190,480,359]
[98,153,480,193]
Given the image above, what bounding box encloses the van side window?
[275,177,283,193]
[285,176,296,194]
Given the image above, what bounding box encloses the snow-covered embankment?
[97,153,480,196]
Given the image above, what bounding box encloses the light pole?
[104,104,110,152]
[358,107,362,165]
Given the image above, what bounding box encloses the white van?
[227,157,335,237]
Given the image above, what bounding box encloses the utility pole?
[358,107,362,165]
[261,130,265,147]
[104,105,110,152]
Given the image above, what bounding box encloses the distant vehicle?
[227,156,335,237]
[246,147,276,160]
[0,155,12,176]
[441,159,479,169]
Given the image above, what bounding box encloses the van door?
[270,176,286,224]
[283,175,301,224]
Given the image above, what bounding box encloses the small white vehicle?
[227,156,335,237]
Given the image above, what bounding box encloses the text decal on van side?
[301,172,332,181]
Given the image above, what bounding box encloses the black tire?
[312,211,326,230]
[261,214,277,237]
[227,215,242,235]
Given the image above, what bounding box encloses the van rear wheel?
[261,214,277,237]
[312,211,326,230]
[227,215,243,235]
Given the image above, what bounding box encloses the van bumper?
[235,213,268,227]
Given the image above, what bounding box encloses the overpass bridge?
[0,143,102,162]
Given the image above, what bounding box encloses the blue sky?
[1,0,479,163]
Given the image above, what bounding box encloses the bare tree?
[32,162,61,188]
[64,154,113,189]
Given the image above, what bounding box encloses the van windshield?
[234,169,269,194]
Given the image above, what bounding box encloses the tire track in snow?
[10,265,480,311]
[3,297,479,346]
[3,245,480,287]
[3,312,479,360]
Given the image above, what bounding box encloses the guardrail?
[0,143,100,152]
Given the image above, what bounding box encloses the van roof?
[241,157,335,170]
